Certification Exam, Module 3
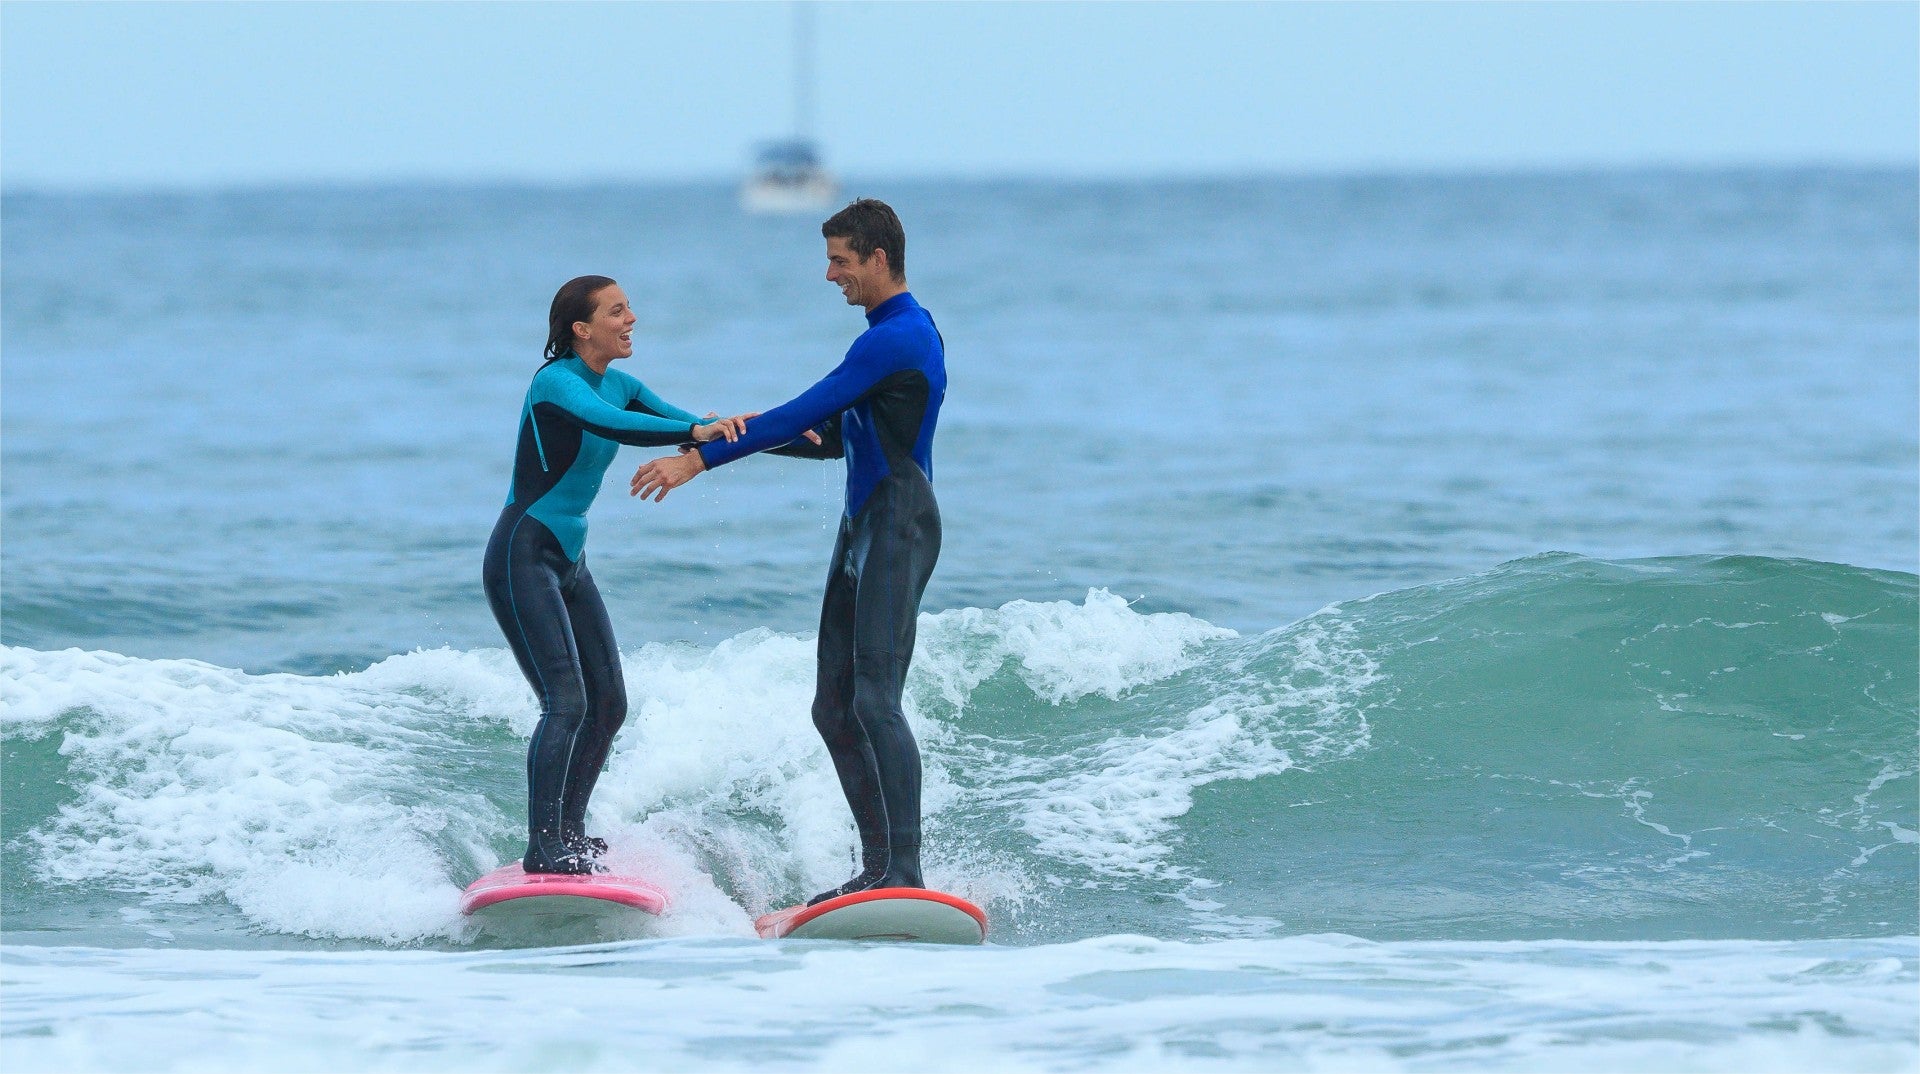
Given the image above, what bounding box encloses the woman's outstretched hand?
[691,412,754,443]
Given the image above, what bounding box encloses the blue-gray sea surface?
[3,170,1915,1071]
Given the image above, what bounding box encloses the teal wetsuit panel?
[504,355,706,561]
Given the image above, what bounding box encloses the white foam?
[990,612,1380,881]
[3,645,506,942]
[910,587,1236,709]
[4,935,1914,1073]
[0,591,1323,942]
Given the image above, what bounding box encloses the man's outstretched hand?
[630,423,822,501]
[630,448,707,502]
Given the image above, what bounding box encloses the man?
[630,198,946,904]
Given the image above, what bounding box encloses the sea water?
[2,170,1915,1071]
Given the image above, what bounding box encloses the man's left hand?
[630,448,707,502]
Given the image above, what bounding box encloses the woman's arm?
[625,377,708,427]
[536,367,693,447]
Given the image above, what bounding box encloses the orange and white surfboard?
[755,887,987,945]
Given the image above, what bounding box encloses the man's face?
[825,236,888,309]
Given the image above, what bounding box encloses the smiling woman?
[480,275,749,875]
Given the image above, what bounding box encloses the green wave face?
[1152,554,1917,941]
[2,555,1913,947]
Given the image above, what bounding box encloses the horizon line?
[5,157,1915,199]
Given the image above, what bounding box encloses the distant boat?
[743,138,836,213]
[742,4,837,213]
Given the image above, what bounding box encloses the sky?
[2,1,1915,190]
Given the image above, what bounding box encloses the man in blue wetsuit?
[630,199,946,904]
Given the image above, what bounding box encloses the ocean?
[2,169,1915,1071]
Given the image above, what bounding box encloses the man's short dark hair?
[822,198,905,282]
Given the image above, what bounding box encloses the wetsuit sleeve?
[625,380,709,427]
[697,346,887,470]
[765,416,845,459]
[535,368,695,447]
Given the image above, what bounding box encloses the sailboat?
[742,4,838,213]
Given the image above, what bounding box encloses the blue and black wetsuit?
[483,353,713,874]
[698,292,945,901]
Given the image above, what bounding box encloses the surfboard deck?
[460,861,669,920]
[755,887,987,944]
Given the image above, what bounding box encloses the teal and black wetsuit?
[697,292,946,901]
[483,353,711,874]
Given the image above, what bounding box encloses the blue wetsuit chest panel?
[698,292,946,518]
[505,355,704,561]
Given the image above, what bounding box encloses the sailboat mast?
[794,2,814,141]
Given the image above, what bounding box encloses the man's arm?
[694,347,886,470]
[631,415,833,500]
[764,416,845,460]
[631,346,888,500]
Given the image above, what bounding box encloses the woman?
[484,275,744,874]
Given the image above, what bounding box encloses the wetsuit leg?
[808,482,942,902]
[559,562,625,857]
[482,510,597,875]
[848,496,940,888]
[809,522,892,903]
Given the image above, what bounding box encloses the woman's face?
[574,285,637,362]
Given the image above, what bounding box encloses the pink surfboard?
[460,862,669,920]
[755,887,987,945]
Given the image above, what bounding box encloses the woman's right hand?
[692,413,754,442]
